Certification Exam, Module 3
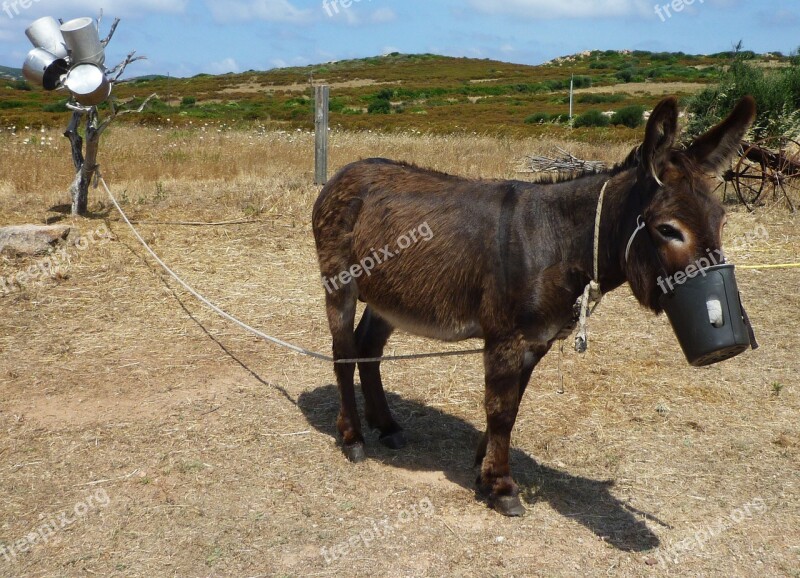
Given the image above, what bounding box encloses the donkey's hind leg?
[355,307,406,449]
[325,282,366,462]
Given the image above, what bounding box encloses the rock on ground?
[0,224,72,257]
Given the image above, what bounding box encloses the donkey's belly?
[370,306,483,342]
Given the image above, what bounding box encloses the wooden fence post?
[315,85,330,185]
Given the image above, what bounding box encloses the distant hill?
[0,65,23,81]
[0,50,793,138]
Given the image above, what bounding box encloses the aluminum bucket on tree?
[64,63,111,106]
[23,48,69,91]
[659,264,757,367]
[60,17,105,66]
[25,16,69,59]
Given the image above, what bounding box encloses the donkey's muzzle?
[659,264,757,367]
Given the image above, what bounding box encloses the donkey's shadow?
[298,384,663,552]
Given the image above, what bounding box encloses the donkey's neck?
[535,169,640,296]
[596,168,641,294]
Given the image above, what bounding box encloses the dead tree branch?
[101,18,121,47]
[107,51,146,84]
[97,93,158,133]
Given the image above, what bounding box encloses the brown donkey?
[312,95,756,516]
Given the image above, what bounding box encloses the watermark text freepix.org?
[657,247,726,294]
[321,221,433,294]
[2,0,44,19]
[654,0,705,22]
[656,224,769,294]
[1,488,111,563]
[321,497,434,563]
[323,0,371,18]
[0,223,111,297]
[653,497,767,566]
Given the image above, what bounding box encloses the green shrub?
[328,97,347,113]
[687,45,800,140]
[577,93,625,104]
[367,99,391,114]
[43,100,69,113]
[525,112,551,124]
[573,109,610,128]
[611,105,646,128]
[615,68,634,83]
[572,75,593,89]
[0,100,25,109]
[181,96,197,107]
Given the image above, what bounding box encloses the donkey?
[312,95,756,516]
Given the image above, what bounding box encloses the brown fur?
[311,96,756,514]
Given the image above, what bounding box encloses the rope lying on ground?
[738,263,800,269]
[99,176,797,363]
[99,176,483,364]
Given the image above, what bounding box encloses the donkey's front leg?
[478,334,527,516]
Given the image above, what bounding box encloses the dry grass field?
[0,125,798,577]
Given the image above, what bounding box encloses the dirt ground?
[574,82,708,96]
[0,126,798,577]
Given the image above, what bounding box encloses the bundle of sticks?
[521,147,607,175]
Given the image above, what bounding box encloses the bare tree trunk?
[65,110,102,216]
[57,19,147,217]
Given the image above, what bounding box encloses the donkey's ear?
[687,95,756,175]
[639,96,679,184]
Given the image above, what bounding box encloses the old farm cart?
[715,137,800,212]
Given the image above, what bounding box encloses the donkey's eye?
[656,224,684,242]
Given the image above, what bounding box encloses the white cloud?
[756,9,800,27]
[370,8,397,23]
[322,3,396,26]
[206,0,312,23]
[207,57,240,74]
[10,0,188,18]
[465,0,652,19]
[80,0,187,15]
[0,0,187,61]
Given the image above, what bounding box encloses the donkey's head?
[624,95,756,312]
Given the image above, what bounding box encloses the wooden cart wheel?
[767,137,800,213]
[713,143,747,204]
[733,144,767,211]
[712,166,736,203]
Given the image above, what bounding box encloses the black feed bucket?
[659,264,757,367]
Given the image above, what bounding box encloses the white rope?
[592,181,609,283]
[574,180,608,353]
[100,176,483,364]
[624,214,647,262]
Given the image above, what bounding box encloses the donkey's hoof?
[343,442,366,463]
[492,495,526,517]
[379,430,407,450]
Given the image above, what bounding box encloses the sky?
[0,0,798,77]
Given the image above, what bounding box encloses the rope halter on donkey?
[574,180,609,353]
[575,179,652,353]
